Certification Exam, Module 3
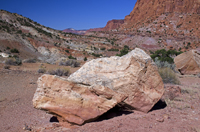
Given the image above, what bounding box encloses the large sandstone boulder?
[33,48,164,125]
[174,50,200,75]
[68,48,164,112]
[33,75,126,125]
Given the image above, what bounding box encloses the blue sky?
[0,0,137,30]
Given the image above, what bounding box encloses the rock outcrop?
[174,50,200,75]
[124,0,200,28]
[103,19,124,31]
[33,48,164,125]
[33,75,126,125]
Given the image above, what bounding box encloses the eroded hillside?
[0,10,121,63]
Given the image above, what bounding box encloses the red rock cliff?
[103,19,124,31]
[124,0,200,28]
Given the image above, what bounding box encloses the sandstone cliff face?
[124,0,200,27]
[103,19,124,31]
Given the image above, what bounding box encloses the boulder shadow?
[149,99,167,112]
[94,104,133,122]
[50,116,59,123]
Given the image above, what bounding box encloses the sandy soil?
[0,63,200,132]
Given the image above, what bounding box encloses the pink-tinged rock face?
[124,0,200,25]
[174,50,200,75]
[33,75,126,125]
[103,19,124,31]
[68,48,164,113]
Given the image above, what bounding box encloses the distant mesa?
[62,28,87,35]
[102,19,124,31]
[63,19,125,34]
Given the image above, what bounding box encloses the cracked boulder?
[67,48,164,112]
[33,48,164,125]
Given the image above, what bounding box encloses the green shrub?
[151,49,182,64]
[116,45,130,57]
[84,57,87,61]
[6,47,10,50]
[10,48,19,53]
[100,47,106,50]
[158,67,180,84]
[92,53,102,57]
[0,50,2,52]
[17,30,22,34]
[65,50,69,53]
[68,55,76,60]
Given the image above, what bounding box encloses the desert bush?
[91,53,102,57]
[154,57,175,71]
[0,50,2,52]
[47,68,70,76]
[84,57,87,61]
[3,65,10,69]
[100,47,106,50]
[151,49,182,64]
[59,59,80,67]
[116,45,130,57]
[65,50,69,53]
[68,55,76,60]
[159,67,180,84]
[23,58,36,63]
[5,58,22,66]
[37,68,46,73]
[10,48,19,53]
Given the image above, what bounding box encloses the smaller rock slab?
[174,50,200,75]
[33,75,126,125]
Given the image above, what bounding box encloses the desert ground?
[0,63,200,132]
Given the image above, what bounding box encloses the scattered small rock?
[23,124,32,131]
[156,118,164,122]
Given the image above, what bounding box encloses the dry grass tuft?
[5,58,22,66]
[159,67,180,84]
[59,59,80,67]
[37,68,46,73]
[47,68,70,76]
[3,65,10,69]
